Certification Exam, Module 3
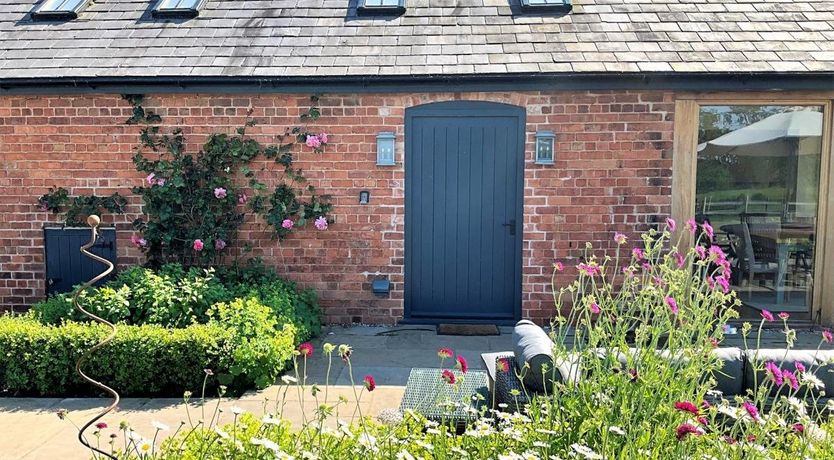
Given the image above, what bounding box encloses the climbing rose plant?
[128,95,334,267]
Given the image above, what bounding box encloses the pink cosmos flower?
[314,216,328,230]
[674,252,685,269]
[742,401,760,422]
[782,369,799,390]
[441,369,456,385]
[703,222,714,240]
[631,247,644,260]
[437,347,453,359]
[577,262,600,277]
[496,357,510,373]
[214,239,226,251]
[765,361,784,386]
[298,342,313,357]
[824,329,833,344]
[778,312,790,321]
[665,217,677,232]
[674,401,699,416]
[238,193,248,204]
[305,135,322,148]
[553,261,564,272]
[363,375,376,392]
[590,302,600,315]
[675,423,703,440]
[456,355,468,374]
[665,296,679,315]
[686,218,698,234]
[614,232,627,245]
[794,362,806,373]
[213,187,227,199]
[761,310,775,322]
[192,239,204,252]
[318,133,329,144]
[282,219,294,229]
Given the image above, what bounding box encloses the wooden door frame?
[402,100,526,324]
[671,93,834,325]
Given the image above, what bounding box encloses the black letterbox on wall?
[43,226,117,295]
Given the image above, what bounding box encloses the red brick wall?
[0,91,675,324]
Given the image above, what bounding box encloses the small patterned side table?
[398,368,489,428]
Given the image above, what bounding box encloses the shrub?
[208,297,297,391]
[0,315,231,397]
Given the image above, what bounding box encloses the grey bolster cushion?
[744,349,834,397]
[513,320,558,392]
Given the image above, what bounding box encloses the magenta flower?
[665,296,679,315]
[553,261,564,272]
[778,312,790,321]
[761,310,775,322]
[742,401,760,422]
[782,369,799,390]
[628,368,638,382]
[674,252,685,269]
[697,416,708,426]
[695,246,706,260]
[130,234,147,248]
[794,361,806,373]
[824,329,833,344]
[631,247,644,260]
[715,276,730,294]
[213,187,227,199]
[282,219,294,229]
[674,401,699,416]
[298,342,313,357]
[95,422,108,430]
[665,217,677,232]
[238,193,248,204]
[652,276,666,287]
[614,232,627,245]
[363,375,376,392]
[496,357,510,373]
[214,239,226,251]
[703,222,714,240]
[708,245,726,263]
[314,216,328,230]
[192,239,204,252]
[156,178,166,186]
[146,173,156,184]
[305,135,322,148]
[793,423,805,434]
[686,218,698,234]
[577,262,600,277]
[589,302,600,315]
[675,423,703,441]
[765,361,784,386]
[456,355,468,374]
[441,369,456,385]
[318,133,329,144]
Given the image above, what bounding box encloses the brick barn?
[2,0,834,326]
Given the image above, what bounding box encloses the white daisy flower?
[301,451,318,460]
[570,444,602,460]
[396,450,416,460]
[230,406,245,415]
[786,396,808,416]
[137,439,153,455]
[281,375,298,385]
[357,433,376,449]
[262,415,282,426]
[802,372,825,390]
[608,426,626,436]
[214,427,230,439]
[250,437,281,452]
[151,421,169,432]
[275,452,295,460]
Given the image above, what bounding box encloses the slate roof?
[2,0,834,80]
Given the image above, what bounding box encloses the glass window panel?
[363,0,401,6]
[696,105,823,317]
[526,0,565,4]
[38,0,83,12]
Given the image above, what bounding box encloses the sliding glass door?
[695,105,823,316]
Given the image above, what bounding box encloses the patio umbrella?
[697,110,822,157]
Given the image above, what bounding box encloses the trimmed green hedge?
[0,312,295,397]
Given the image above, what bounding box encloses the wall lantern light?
[535,130,555,165]
[376,132,396,166]
[359,190,370,205]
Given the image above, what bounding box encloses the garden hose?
[73,215,120,460]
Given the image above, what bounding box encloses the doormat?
[437,324,500,336]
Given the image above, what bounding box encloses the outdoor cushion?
[481,351,513,393]
[513,320,556,392]
[710,347,746,396]
[744,349,834,397]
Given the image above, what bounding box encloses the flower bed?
[0,262,317,397]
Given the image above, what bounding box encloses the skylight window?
[358,0,405,15]
[520,0,572,13]
[152,0,206,19]
[31,0,91,20]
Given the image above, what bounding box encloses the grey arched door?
[404,101,524,322]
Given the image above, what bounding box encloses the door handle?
[502,219,516,236]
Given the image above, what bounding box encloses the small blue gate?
[44,227,117,295]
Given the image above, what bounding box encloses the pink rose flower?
[214,187,227,199]
[314,216,328,230]
[282,219,294,229]
[238,193,248,204]
[193,239,204,252]
[305,135,322,148]
[318,133,328,143]
[214,239,226,251]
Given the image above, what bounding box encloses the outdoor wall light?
[376,131,396,166]
[359,190,370,205]
[372,277,391,298]
[535,130,555,165]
